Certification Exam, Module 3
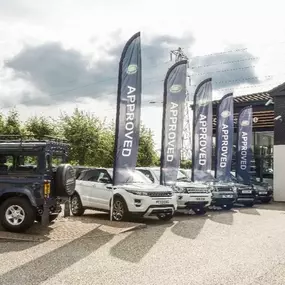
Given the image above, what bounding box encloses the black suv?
[0,136,76,233]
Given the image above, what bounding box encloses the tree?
[2,109,23,137]
[25,116,58,139]
[60,108,103,166]
[180,159,192,169]
[0,107,161,168]
[95,122,115,167]
[137,125,159,166]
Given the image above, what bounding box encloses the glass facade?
[212,131,274,180]
[253,131,273,179]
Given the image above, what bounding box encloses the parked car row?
[70,166,273,223]
[0,136,273,233]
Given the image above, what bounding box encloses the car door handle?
[106,186,112,190]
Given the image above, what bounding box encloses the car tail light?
[44,180,51,198]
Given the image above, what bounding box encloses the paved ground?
[0,210,146,241]
[0,203,285,285]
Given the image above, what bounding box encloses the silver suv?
[136,167,212,215]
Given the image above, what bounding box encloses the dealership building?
[212,82,285,202]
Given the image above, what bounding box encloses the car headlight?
[172,185,184,193]
[268,186,273,191]
[208,186,214,193]
[125,189,148,196]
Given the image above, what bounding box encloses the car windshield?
[153,169,189,182]
[153,169,161,180]
[107,169,152,184]
[207,171,219,182]
[230,172,243,183]
[177,170,189,181]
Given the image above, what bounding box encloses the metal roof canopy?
[209,83,285,132]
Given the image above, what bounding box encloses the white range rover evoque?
[71,168,177,221]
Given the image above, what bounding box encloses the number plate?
[222,195,233,198]
[195,197,206,201]
[156,200,170,204]
[259,191,267,195]
[242,190,252,194]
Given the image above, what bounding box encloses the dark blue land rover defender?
[0,136,76,233]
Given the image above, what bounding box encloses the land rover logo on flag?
[241,120,250,126]
[197,98,210,106]
[126,64,138,74]
[221,110,231,118]
[170,84,183,93]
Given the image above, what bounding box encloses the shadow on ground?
[208,208,238,225]
[0,222,53,253]
[0,228,114,285]
[171,215,208,239]
[109,209,237,264]
[64,211,145,230]
[0,241,43,255]
[171,209,238,240]
[110,220,174,263]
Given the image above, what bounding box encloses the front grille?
[215,186,233,192]
[212,198,235,205]
[148,192,173,197]
[237,194,254,198]
[237,187,252,191]
[184,187,209,193]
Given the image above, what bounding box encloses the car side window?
[81,170,100,182]
[97,170,112,184]
[88,175,99,182]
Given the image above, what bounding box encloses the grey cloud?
[189,46,260,97]
[5,42,118,106]
[4,34,259,108]
[4,33,194,107]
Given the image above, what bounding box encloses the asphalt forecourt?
[0,210,146,242]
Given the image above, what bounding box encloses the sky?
[0,0,285,148]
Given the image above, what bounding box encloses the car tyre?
[55,164,76,197]
[157,213,174,221]
[193,207,207,215]
[0,197,36,233]
[112,197,128,221]
[71,194,85,216]
[261,198,272,204]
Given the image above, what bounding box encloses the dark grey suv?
[0,136,76,233]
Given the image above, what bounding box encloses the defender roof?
[0,135,69,152]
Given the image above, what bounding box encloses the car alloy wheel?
[5,205,25,226]
[112,199,125,221]
[71,194,85,216]
[0,197,36,233]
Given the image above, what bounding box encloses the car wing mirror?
[99,177,111,184]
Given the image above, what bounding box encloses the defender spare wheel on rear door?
[55,164,76,197]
